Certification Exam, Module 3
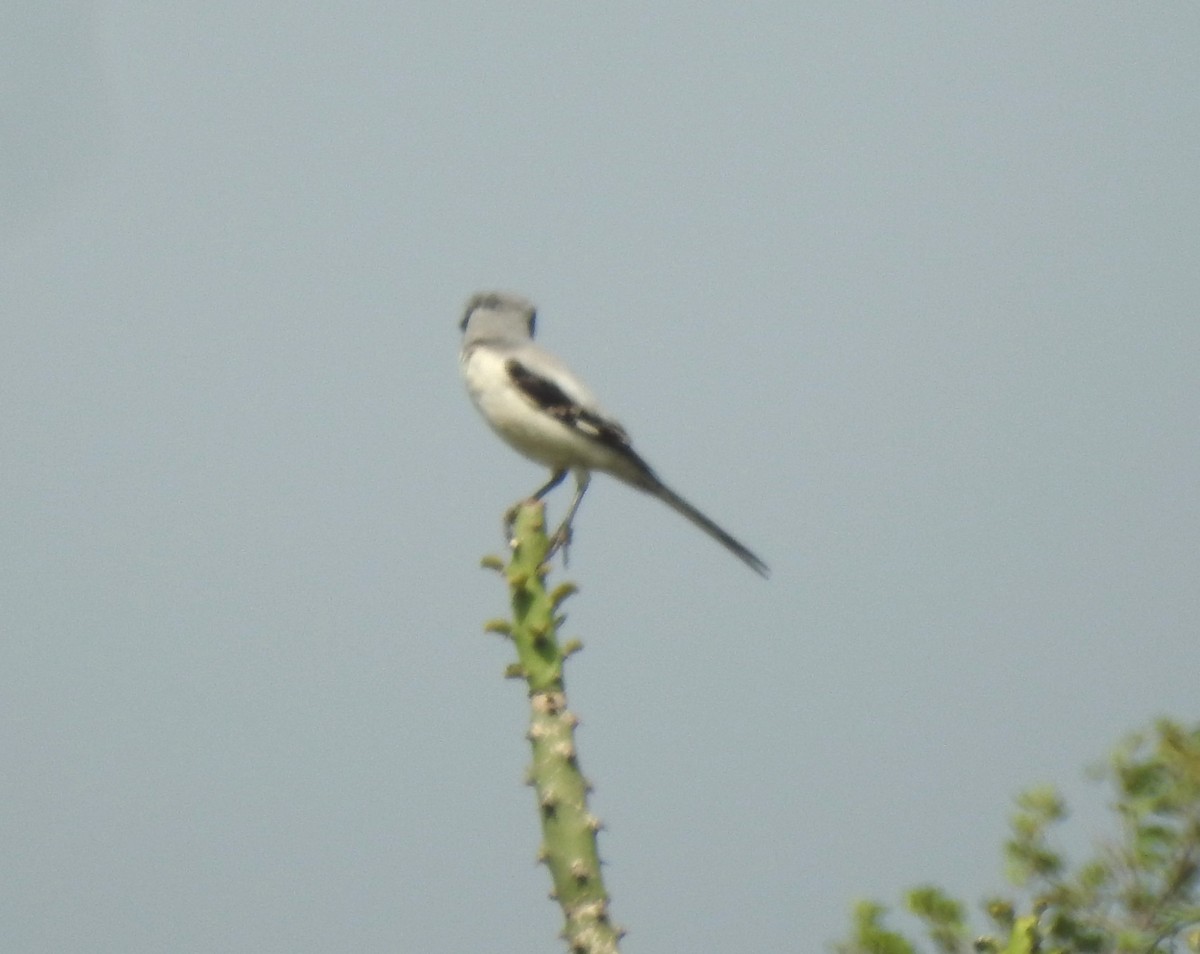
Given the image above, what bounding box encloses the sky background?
[3,4,1198,952]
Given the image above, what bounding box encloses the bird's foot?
[502,503,521,539]
[504,498,548,548]
[545,521,574,567]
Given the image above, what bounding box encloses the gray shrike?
[459,291,768,577]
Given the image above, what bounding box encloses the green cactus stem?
[489,501,623,954]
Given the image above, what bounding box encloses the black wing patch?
[506,358,632,453]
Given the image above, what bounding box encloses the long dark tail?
[646,478,769,578]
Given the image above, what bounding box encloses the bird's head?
[460,291,537,342]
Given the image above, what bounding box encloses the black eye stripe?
[460,295,536,334]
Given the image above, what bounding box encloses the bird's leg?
[546,472,590,566]
[504,468,568,537]
[532,468,569,501]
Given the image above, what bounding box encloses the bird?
[458,291,768,577]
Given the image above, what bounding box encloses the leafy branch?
[835,720,1200,954]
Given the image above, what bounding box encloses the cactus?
[483,501,623,954]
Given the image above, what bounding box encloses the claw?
[546,521,574,566]
[501,469,587,566]
[503,498,539,546]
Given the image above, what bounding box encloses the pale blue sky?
[3,4,1198,952]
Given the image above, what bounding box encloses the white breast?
[461,347,625,473]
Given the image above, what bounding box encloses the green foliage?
[907,886,969,954]
[844,901,919,954]
[834,720,1200,954]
